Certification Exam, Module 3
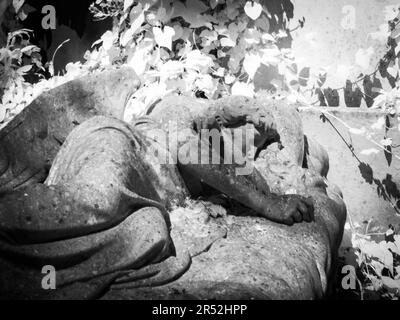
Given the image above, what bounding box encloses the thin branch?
[320,109,400,161]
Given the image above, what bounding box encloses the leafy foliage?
[0,0,48,125]
[85,0,313,120]
[1,0,311,124]
[0,28,44,123]
[346,221,400,300]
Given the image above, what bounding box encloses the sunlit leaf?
[231,81,254,97]
[382,277,400,290]
[17,64,33,75]
[100,31,115,50]
[170,0,211,28]
[124,0,134,12]
[0,107,6,123]
[13,0,25,13]
[243,52,261,79]
[387,66,398,78]
[244,1,262,20]
[120,6,145,47]
[153,26,175,50]
[380,138,393,147]
[185,50,213,73]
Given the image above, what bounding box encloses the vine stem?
[316,108,400,215]
[357,278,364,300]
[319,109,400,161]
[50,39,71,73]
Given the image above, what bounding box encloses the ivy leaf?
[317,71,327,87]
[153,26,175,50]
[146,2,173,26]
[224,74,235,84]
[159,60,184,79]
[195,74,217,98]
[382,277,400,291]
[126,38,153,75]
[185,50,213,73]
[220,37,236,47]
[261,33,275,43]
[371,92,387,109]
[170,0,211,28]
[255,14,270,32]
[395,235,400,252]
[99,31,115,50]
[12,0,25,13]
[228,45,246,73]
[212,67,225,78]
[220,23,240,47]
[243,52,261,79]
[172,24,184,41]
[21,45,40,56]
[231,81,254,97]
[259,46,281,65]
[386,240,400,255]
[387,66,398,78]
[360,241,393,269]
[384,144,393,166]
[133,81,169,115]
[287,90,310,105]
[0,106,6,123]
[210,0,223,9]
[243,28,261,46]
[199,30,218,47]
[18,9,28,21]
[380,137,393,147]
[120,4,146,47]
[153,2,174,24]
[244,1,262,20]
[17,64,33,75]
[298,67,310,87]
[124,0,134,12]
[225,0,241,20]
[276,29,289,39]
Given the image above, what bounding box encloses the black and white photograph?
[0,0,399,309]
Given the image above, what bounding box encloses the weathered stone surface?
[103,98,346,300]
[0,73,346,300]
[0,115,190,299]
[0,70,190,299]
[104,187,345,300]
[0,67,140,193]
